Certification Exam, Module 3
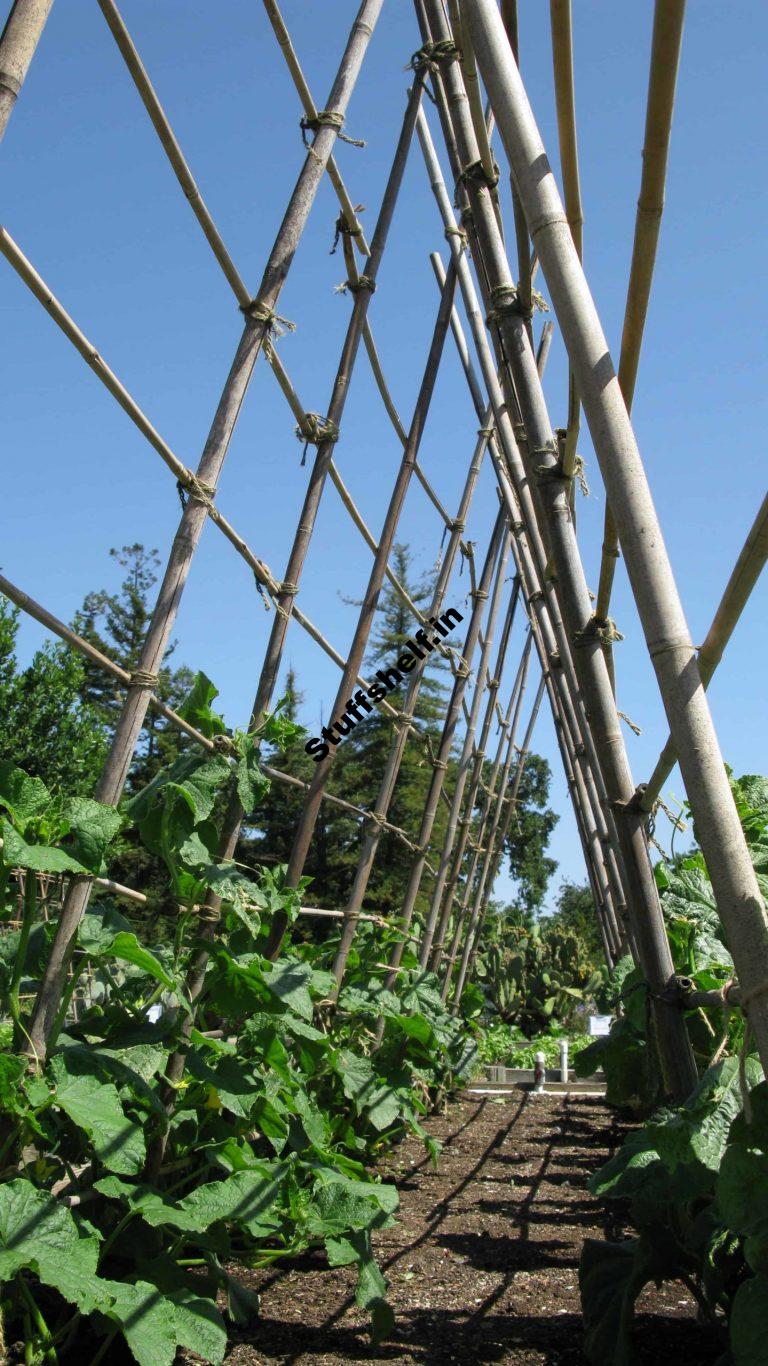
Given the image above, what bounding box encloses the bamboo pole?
[24,0,385,1062]
[329,415,494,989]
[419,527,513,967]
[466,0,768,1083]
[380,508,508,988]
[455,674,547,1007]
[0,0,52,140]
[417,5,697,1099]
[427,577,521,973]
[549,0,583,474]
[422,149,629,973]
[642,491,768,812]
[262,256,458,960]
[498,0,533,332]
[595,0,687,627]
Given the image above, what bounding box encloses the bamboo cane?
[455,674,547,1006]
[466,0,768,1084]
[417,5,697,1098]
[595,0,688,626]
[23,0,385,1062]
[427,577,521,973]
[642,491,768,812]
[262,257,459,960]
[380,508,508,989]
[498,0,533,333]
[0,0,52,140]
[419,528,513,967]
[424,175,629,973]
[329,415,494,989]
[549,0,583,474]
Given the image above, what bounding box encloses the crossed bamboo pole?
[0,0,51,140]
[466,0,768,1083]
[23,0,386,1062]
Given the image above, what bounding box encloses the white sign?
[588,1014,612,1036]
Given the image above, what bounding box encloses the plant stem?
[46,956,88,1053]
[88,1327,118,1366]
[10,873,36,1044]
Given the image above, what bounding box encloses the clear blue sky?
[2,1,766,913]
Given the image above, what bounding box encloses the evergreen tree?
[0,599,107,795]
[501,751,558,912]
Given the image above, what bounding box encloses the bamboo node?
[242,299,296,336]
[300,111,366,149]
[456,158,500,204]
[129,669,159,690]
[470,588,489,602]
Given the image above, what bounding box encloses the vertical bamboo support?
[455,675,547,1008]
[426,212,628,970]
[24,0,385,1061]
[595,0,688,624]
[549,0,583,473]
[0,0,52,140]
[466,0,768,1082]
[427,577,521,972]
[382,509,508,987]
[418,2,697,1099]
[419,526,513,967]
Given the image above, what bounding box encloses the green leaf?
[167,1288,227,1365]
[63,796,123,873]
[0,1053,26,1110]
[648,1056,763,1173]
[51,1055,146,1174]
[178,671,227,739]
[730,1275,768,1366]
[101,1279,178,1366]
[0,817,86,873]
[176,1167,286,1239]
[579,1237,650,1365]
[263,959,314,1020]
[98,931,180,994]
[0,762,50,828]
[0,1179,108,1316]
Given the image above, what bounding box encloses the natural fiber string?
[300,110,366,148]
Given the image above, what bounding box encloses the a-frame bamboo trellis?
[2,0,767,1102]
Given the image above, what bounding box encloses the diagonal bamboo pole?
[0,0,52,140]
[466,0,768,1082]
[380,507,508,988]
[262,257,459,960]
[454,674,547,1009]
[417,5,697,1097]
[595,0,687,630]
[427,576,521,973]
[549,0,583,473]
[418,525,513,966]
[641,491,768,812]
[439,629,531,1000]
[23,0,385,1062]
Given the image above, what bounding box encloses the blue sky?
[2,1,766,913]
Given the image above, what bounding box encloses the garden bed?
[216,1092,720,1365]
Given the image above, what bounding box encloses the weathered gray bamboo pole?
[499,0,533,333]
[0,0,51,140]
[549,0,583,473]
[419,526,513,967]
[421,0,698,1098]
[427,577,521,973]
[263,260,459,960]
[642,491,768,812]
[426,222,628,968]
[330,415,493,987]
[455,674,547,1008]
[24,0,385,1062]
[381,509,508,988]
[441,629,532,1002]
[467,0,768,1080]
[595,0,687,624]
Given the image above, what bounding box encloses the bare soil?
[224,1091,721,1364]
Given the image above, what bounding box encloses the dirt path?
[225,1092,719,1364]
